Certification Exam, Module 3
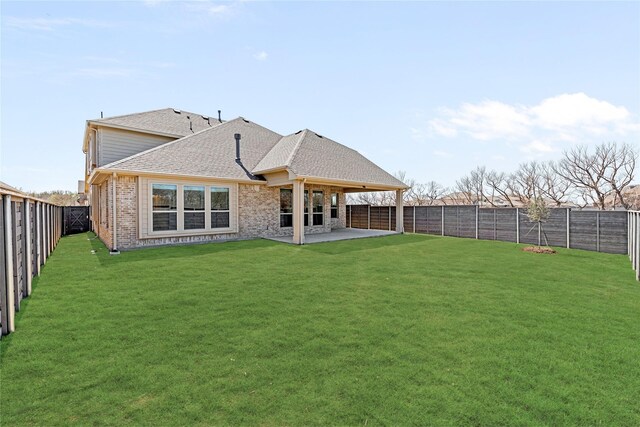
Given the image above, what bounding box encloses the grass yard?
[1,233,639,426]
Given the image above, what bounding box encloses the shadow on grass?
[88,233,282,266]
[301,233,439,255]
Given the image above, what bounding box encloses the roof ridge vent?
[173,109,181,114]
[315,133,323,138]
[294,130,303,135]
[241,118,250,123]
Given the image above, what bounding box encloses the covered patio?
[267,228,397,244]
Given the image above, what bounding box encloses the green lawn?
[1,233,639,426]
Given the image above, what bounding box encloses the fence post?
[516,208,520,244]
[441,206,444,236]
[367,205,370,230]
[475,206,479,239]
[3,195,15,334]
[596,211,600,252]
[23,201,32,297]
[566,208,570,249]
[413,206,416,233]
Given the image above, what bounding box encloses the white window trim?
[142,178,238,239]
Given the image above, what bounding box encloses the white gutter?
[111,172,119,254]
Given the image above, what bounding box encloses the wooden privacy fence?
[347,205,628,255]
[629,211,640,281]
[1,188,63,337]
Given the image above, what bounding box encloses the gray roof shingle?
[92,108,223,136]
[98,113,407,189]
[102,118,282,181]
[253,130,407,188]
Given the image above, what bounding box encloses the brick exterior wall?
[93,176,347,250]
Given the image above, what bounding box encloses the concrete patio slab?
[267,228,397,244]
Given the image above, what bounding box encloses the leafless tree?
[486,170,516,207]
[554,142,638,209]
[456,166,489,205]
[411,181,448,206]
[539,161,571,206]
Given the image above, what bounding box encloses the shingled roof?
[91,108,223,137]
[97,114,407,189]
[101,118,282,182]
[254,130,406,188]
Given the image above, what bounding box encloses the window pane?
[331,193,338,218]
[152,184,177,211]
[280,214,293,228]
[184,186,205,211]
[304,190,309,213]
[153,212,177,231]
[313,191,323,213]
[211,212,230,228]
[313,213,323,226]
[211,187,229,211]
[304,214,308,226]
[280,189,292,214]
[185,212,205,230]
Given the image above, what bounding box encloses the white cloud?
[531,92,629,129]
[425,93,639,155]
[5,17,111,31]
[73,68,136,78]
[253,51,268,61]
[208,4,230,15]
[520,140,555,155]
[433,150,453,158]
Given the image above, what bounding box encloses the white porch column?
[396,189,404,233]
[292,180,305,245]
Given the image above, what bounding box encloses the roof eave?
[292,174,409,191]
[86,120,186,139]
[89,167,268,185]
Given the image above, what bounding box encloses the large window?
[211,187,230,228]
[184,186,205,230]
[152,184,177,231]
[312,191,324,226]
[280,189,293,227]
[330,193,338,219]
[147,181,235,236]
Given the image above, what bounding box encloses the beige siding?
[98,128,174,166]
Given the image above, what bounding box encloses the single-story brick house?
[82,108,407,250]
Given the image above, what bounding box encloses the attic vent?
[295,130,303,134]
[173,109,181,114]
[315,133,323,138]
[242,118,250,123]
[202,115,209,120]
[186,115,191,119]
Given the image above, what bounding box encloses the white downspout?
[111,172,119,254]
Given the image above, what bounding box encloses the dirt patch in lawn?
[522,246,557,254]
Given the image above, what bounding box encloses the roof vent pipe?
[235,133,241,162]
[218,110,222,122]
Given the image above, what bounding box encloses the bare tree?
[456,166,489,205]
[411,181,448,206]
[539,161,571,206]
[486,170,516,207]
[554,142,638,209]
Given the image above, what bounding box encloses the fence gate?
[63,207,90,235]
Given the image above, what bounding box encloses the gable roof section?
[99,118,283,182]
[90,108,223,137]
[253,130,407,189]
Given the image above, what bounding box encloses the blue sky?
[1,1,639,192]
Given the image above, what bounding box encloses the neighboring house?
[83,108,407,250]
